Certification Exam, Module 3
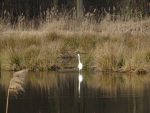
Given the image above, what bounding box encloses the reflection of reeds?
[0,57,1,72]
[26,72,58,91]
[86,73,150,96]
[6,69,28,113]
[26,72,77,94]
[0,71,12,91]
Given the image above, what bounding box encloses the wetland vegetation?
[0,0,150,73]
[0,0,150,113]
[0,17,150,73]
[0,1,150,113]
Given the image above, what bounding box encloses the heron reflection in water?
[77,53,83,97]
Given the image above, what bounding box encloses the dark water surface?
[1,71,150,113]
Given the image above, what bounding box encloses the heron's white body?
[78,54,83,71]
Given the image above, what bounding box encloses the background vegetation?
[0,0,149,26]
[0,0,150,73]
[0,17,150,72]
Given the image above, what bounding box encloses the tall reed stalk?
[5,69,28,113]
[6,89,10,113]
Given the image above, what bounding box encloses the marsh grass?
[0,16,150,73]
[95,42,126,71]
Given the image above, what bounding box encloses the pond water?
[1,71,150,113]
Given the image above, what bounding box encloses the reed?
[5,69,28,113]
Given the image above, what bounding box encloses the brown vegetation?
[0,17,150,73]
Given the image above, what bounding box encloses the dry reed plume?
[6,69,28,113]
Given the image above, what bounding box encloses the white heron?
[77,53,83,72]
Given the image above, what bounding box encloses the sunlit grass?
[0,17,150,72]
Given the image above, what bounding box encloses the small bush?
[24,45,40,70]
[8,49,24,70]
[95,42,126,71]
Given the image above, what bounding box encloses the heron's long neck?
[78,55,81,63]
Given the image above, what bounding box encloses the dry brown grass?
[0,16,150,73]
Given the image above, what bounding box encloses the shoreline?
[1,66,149,75]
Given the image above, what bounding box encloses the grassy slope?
[0,17,150,73]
